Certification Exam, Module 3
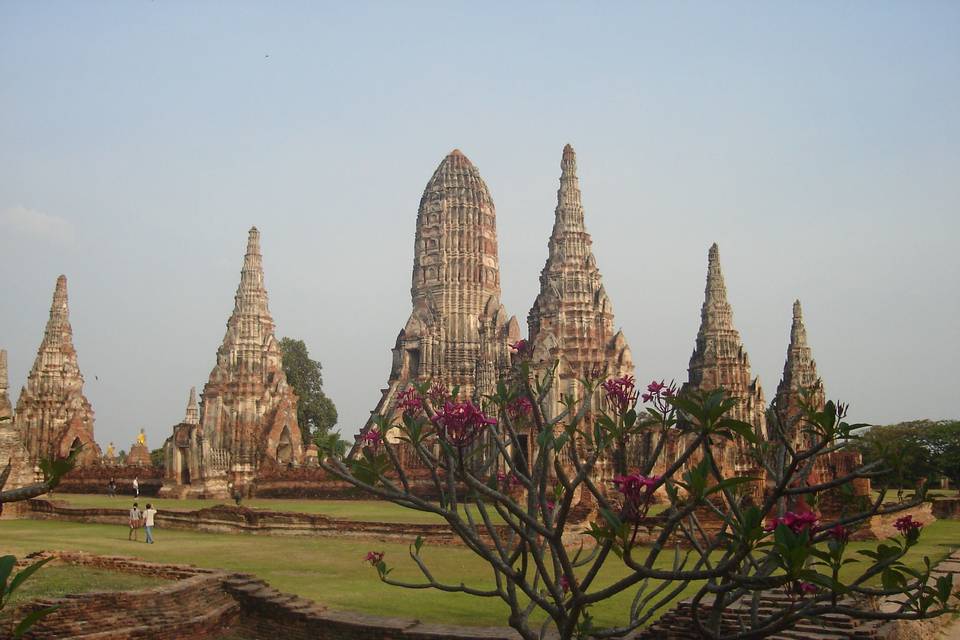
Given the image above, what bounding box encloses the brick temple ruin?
[0,145,869,508]
[160,227,303,498]
[355,149,521,458]
[11,276,101,467]
[527,145,634,420]
[346,146,868,508]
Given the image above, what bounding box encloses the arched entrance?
[69,437,83,457]
[276,426,293,464]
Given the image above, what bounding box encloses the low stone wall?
[5,551,524,640]
[55,465,164,496]
[8,550,960,640]
[252,465,445,500]
[25,499,503,544]
[9,552,239,640]
[933,497,960,520]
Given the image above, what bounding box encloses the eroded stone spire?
[188,228,303,494]
[0,349,11,423]
[358,149,518,452]
[184,386,199,425]
[774,300,825,448]
[14,275,100,463]
[683,245,766,474]
[528,144,633,417]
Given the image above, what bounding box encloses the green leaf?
[13,605,58,638]
[7,557,53,597]
[0,555,15,593]
[414,536,424,555]
[719,419,759,444]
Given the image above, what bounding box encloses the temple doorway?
[69,437,83,457]
[178,447,191,484]
[514,434,529,474]
[276,426,293,463]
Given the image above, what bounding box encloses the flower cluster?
[396,387,424,417]
[641,379,678,413]
[602,375,639,415]
[360,427,381,447]
[641,380,675,402]
[824,523,851,543]
[792,581,817,596]
[506,396,533,422]
[432,401,497,448]
[509,339,532,358]
[559,575,571,594]
[894,515,923,536]
[427,381,449,407]
[496,471,521,491]
[613,472,660,522]
[365,550,384,566]
[765,511,819,535]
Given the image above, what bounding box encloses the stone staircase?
[639,590,882,640]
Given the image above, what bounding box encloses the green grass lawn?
[2,518,958,629]
[49,493,509,524]
[6,564,167,606]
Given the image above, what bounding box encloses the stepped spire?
[216,227,276,372]
[775,300,825,447]
[699,243,733,335]
[527,144,633,418]
[233,226,271,319]
[0,349,11,423]
[180,227,303,494]
[356,149,518,455]
[29,276,83,397]
[790,300,808,347]
[184,386,199,425]
[14,275,99,464]
[683,244,766,473]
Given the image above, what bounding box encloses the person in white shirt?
[132,477,139,497]
[128,502,141,541]
[143,503,158,544]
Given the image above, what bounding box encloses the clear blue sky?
[1,2,957,451]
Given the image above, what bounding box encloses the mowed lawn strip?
[48,494,507,524]
[6,564,168,605]
[2,519,957,629]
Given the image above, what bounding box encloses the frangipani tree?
[320,353,956,639]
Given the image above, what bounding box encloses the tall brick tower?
[682,244,767,478]
[358,150,519,447]
[527,144,633,419]
[195,227,302,494]
[14,275,100,465]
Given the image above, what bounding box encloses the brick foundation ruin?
[7,549,959,640]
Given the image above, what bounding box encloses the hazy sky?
[1,2,958,451]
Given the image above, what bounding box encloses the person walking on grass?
[132,476,139,498]
[143,503,157,544]
[128,502,141,541]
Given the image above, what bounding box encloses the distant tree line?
[856,419,960,497]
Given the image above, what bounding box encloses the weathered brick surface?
[55,465,164,496]
[10,550,960,640]
[933,497,960,520]
[8,552,238,640]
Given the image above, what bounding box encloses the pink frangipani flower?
[432,401,497,449]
